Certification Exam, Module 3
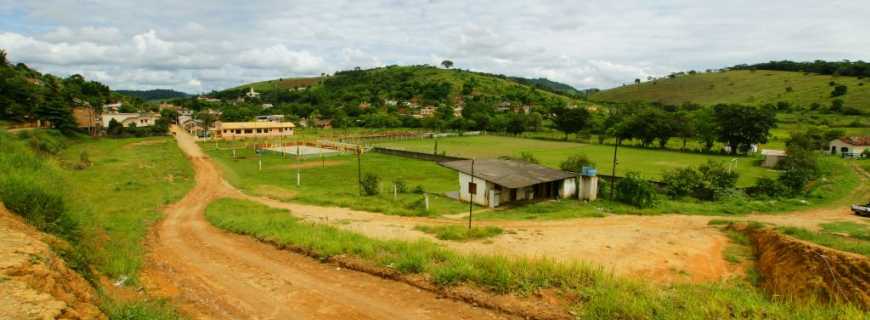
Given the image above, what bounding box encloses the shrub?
[499,152,540,164]
[393,178,408,193]
[360,173,380,196]
[751,176,788,198]
[662,167,703,199]
[697,161,739,200]
[777,144,819,195]
[830,84,847,97]
[413,185,426,194]
[615,172,656,208]
[559,154,595,173]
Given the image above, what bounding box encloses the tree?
[830,84,848,97]
[712,104,777,154]
[0,49,7,66]
[441,60,454,69]
[830,99,844,113]
[551,106,589,140]
[505,113,527,135]
[559,154,595,173]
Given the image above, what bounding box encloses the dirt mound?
[750,227,870,308]
[0,204,106,320]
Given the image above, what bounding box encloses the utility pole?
[296,143,301,186]
[468,158,475,230]
[610,139,619,200]
[357,146,363,196]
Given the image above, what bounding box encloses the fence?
[372,147,467,162]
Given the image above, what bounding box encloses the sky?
[1,0,869,93]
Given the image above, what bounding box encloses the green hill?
[222,65,581,106]
[115,89,189,101]
[591,70,870,112]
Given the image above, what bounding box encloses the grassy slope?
[205,198,865,319]
[60,137,194,280]
[779,222,870,256]
[203,143,472,216]
[592,70,870,112]
[227,66,579,103]
[231,77,322,92]
[376,135,775,186]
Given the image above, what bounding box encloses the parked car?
[852,202,870,217]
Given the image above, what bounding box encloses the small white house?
[101,113,161,128]
[246,87,261,98]
[830,137,870,158]
[760,149,787,168]
[440,159,578,208]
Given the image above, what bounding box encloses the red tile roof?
[841,136,870,146]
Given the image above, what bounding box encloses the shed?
[440,159,577,208]
[760,149,786,168]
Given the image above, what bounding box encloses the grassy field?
[60,137,194,281]
[203,144,473,216]
[205,198,865,319]
[591,70,870,113]
[376,135,776,187]
[779,222,870,256]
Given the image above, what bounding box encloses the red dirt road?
[142,128,510,319]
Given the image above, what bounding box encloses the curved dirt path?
[143,128,510,320]
[235,159,869,284]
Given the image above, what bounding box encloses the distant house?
[246,87,261,99]
[214,121,295,140]
[261,103,274,109]
[101,113,161,128]
[103,102,123,113]
[830,137,870,158]
[255,114,285,122]
[760,149,787,168]
[440,159,578,208]
[197,96,221,103]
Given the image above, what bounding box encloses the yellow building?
[214,121,295,140]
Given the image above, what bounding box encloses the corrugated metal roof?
[440,159,575,189]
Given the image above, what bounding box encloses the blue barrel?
[581,166,597,176]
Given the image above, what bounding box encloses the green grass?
[376,135,775,187]
[205,198,865,319]
[204,144,473,216]
[779,223,870,256]
[414,225,503,241]
[59,137,194,281]
[592,70,870,113]
[101,298,183,320]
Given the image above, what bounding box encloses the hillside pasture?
[592,70,870,113]
[376,135,776,187]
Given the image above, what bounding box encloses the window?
[245,129,253,134]
[468,182,477,195]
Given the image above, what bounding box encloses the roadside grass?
[414,225,503,241]
[376,135,775,187]
[101,297,183,320]
[203,145,473,216]
[59,137,194,281]
[206,198,865,319]
[779,224,870,256]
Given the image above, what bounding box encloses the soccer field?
[376,135,777,187]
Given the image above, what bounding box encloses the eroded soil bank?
[750,227,869,309]
[0,205,105,320]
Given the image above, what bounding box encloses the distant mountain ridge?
[114,89,190,101]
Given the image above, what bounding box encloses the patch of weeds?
[414,225,504,241]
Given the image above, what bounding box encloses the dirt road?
[143,128,509,320]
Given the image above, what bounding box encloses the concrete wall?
[561,178,577,198]
[458,172,491,206]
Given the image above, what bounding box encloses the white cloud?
[1,0,868,92]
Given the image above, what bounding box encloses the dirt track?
[143,128,510,319]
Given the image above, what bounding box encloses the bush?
[361,173,380,196]
[499,152,539,164]
[413,185,426,194]
[661,167,703,199]
[777,144,819,195]
[751,176,788,198]
[697,161,739,200]
[615,172,656,208]
[559,154,595,173]
[393,178,407,193]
